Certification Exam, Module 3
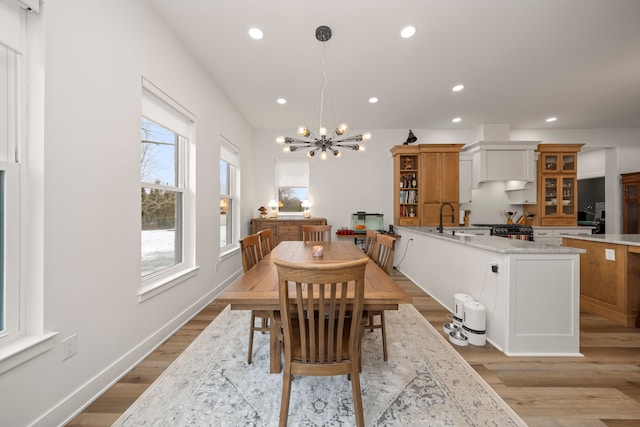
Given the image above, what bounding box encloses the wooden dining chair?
[367,233,396,361]
[363,229,378,258]
[239,233,271,364]
[302,224,332,242]
[257,228,273,257]
[273,257,369,427]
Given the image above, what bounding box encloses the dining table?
[217,240,413,373]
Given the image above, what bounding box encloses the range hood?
[462,126,539,189]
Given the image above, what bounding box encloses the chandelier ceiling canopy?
[276,25,371,160]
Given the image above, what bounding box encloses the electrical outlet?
[62,334,77,360]
[491,263,499,273]
[605,249,615,261]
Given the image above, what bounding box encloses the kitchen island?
[562,234,640,327]
[394,226,585,356]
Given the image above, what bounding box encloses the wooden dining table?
[217,240,412,373]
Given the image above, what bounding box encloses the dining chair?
[302,224,332,242]
[257,228,273,257]
[367,233,396,361]
[273,257,369,427]
[363,229,378,258]
[239,233,271,364]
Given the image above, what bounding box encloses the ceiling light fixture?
[276,98,287,105]
[400,26,416,39]
[452,117,462,123]
[369,97,379,103]
[546,117,557,122]
[452,84,464,92]
[276,26,371,160]
[248,27,263,40]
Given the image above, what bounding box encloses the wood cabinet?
[622,172,640,234]
[251,217,327,246]
[536,144,583,226]
[563,236,640,326]
[391,145,420,226]
[391,144,463,226]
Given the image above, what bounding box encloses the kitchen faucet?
[438,202,455,233]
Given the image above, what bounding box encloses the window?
[0,0,55,374]
[1,1,23,344]
[141,118,184,276]
[275,159,309,214]
[140,78,197,300]
[220,141,239,254]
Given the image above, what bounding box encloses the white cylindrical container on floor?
[463,301,487,346]
[453,293,474,328]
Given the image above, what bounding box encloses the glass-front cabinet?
[537,144,583,226]
[543,176,576,217]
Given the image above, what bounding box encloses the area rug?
[114,304,526,426]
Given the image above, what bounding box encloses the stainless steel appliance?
[472,224,534,241]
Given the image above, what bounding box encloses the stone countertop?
[396,226,586,255]
[560,234,640,247]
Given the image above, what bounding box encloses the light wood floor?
[67,269,640,426]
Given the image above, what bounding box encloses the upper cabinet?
[461,141,540,189]
[622,172,640,234]
[536,144,584,226]
[421,145,463,226]
[391,144,463,226]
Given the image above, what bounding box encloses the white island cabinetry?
[395,226,584,356]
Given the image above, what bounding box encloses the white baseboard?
[35,270,242,427]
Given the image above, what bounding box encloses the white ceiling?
[147,0,640,133]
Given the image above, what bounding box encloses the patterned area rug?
[115,304,526,426]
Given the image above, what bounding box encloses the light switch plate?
[605,249,615,261]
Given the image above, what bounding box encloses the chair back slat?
[257,228,272,257]
[373,234,396,275]
[302,225,332,242]
[239,234,262,273]
[364,229,378,259]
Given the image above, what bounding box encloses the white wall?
[0,1,254,426]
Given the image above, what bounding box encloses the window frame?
[139,78,198,302]
[0,0,57,375]
[220,139,240,257]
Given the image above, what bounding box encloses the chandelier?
[276,26,371,160]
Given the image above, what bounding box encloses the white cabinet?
[459,153,472,203]
[534,227,592,246]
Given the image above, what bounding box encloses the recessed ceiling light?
[546,117,557,122]
[452,117,462,123]
[452,84,464,92]
[276,98,286,105]
[248,27,264,40]
[400,26,416,39]
[369,97,378,104]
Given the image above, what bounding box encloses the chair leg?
[380,311,388,362]
[279,368,293,427]
[248,312,256,365]
[350,365,365,427]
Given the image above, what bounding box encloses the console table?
[251,217,327,246]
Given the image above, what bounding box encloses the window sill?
[219,246,239,261]
[138,266,200,302]
[0,332,58,375]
